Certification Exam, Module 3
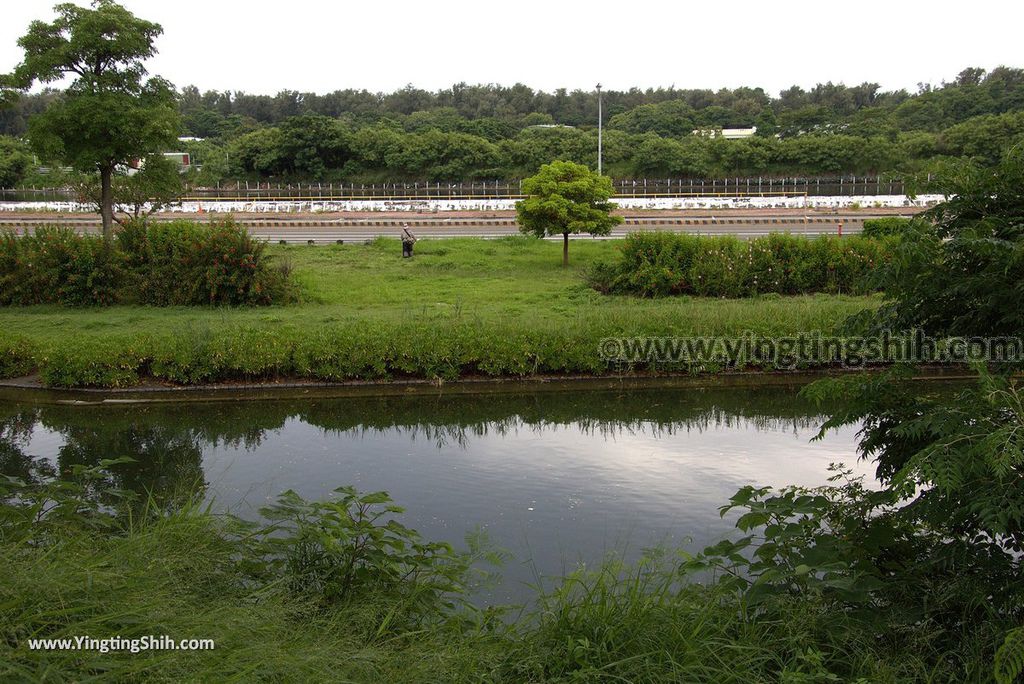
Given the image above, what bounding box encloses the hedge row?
[1,325,609,388]
[0,333,35,379]
[861,216,914,238]
[0,220,293,307]
[587,233,893,298]
[0,228,121,306]
[118,220,293,305]
[0,317,908,389]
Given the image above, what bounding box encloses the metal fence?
[1,176,907,202]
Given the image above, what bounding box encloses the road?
[0,214,878,243]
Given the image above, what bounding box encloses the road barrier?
[0,215,870,243]
[0,175,909,202]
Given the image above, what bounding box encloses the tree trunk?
[100,164,114,244]
[562,232,569,267]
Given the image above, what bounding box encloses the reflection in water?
[2,386,833,492]
[1,385,882,603]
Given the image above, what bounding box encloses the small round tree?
[516,161,622,266]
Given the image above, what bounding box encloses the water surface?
[1,385,876,603]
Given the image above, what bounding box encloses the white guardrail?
[0,194,945,214]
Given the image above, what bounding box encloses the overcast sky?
[2,0,1021,97]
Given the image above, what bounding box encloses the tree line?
[2,67,1024,185]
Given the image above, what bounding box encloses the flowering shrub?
[589,232,892,298]
[587,231,700,296]
[0,228,122,306]
[689,238,748,297]
[0,220,293,307]
[119,219,293,305]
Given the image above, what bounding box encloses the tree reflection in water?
[0,385,849,507]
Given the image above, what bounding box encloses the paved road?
[0,215,871,243]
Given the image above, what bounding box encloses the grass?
[0,506,500,683]
[0,237,880,387]
[0,486,985,683]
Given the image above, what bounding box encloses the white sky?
[1,0,1022,97]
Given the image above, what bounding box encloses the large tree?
[3,1,179,242]
[516,160,621,266]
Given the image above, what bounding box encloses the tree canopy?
[858,150,1024,337]
[2,27,1023,185]
[4,0,179,239]
[517,161,621,266]
[0,136,32,187]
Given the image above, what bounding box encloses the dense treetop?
[2,66,1023,183]
[2,0,179,238]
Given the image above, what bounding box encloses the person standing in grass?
[401,224,417,258]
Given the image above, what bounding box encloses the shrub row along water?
[3,324,614,388]
[588,232,894,298]
[0,313,884,388]
[0,220,293,306]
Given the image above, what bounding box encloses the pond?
[1,383,881,604]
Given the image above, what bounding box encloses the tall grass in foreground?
[0,509,921,683]
[0,471,1003,683]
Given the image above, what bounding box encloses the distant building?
[124,152,191,175]
[178,136,205,143]
[692,127,757,140]
[161,152,191,169]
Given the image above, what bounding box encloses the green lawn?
[5,237,876,336]
[1,237,879,387]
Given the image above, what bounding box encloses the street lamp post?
[595,83,603,175]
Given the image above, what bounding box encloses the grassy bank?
[0,482,988,683]
[0,237,879,387]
